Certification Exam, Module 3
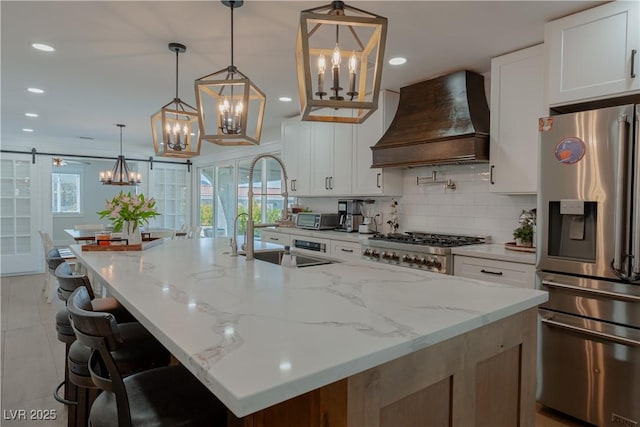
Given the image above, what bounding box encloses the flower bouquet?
[98,192,160,244]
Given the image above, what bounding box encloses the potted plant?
[513,223,534,247]
[98,192,160,245]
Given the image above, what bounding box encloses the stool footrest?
[53,380,77,406]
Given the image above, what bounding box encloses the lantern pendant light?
[151,42,201,158]
[195,0,266,146]
[99,124,141,186]
[296,1,387,124]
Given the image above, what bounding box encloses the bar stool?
[67,287,228,427]
[54,264,171,427]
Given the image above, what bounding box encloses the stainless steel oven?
[537,104,640,426]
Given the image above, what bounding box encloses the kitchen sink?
[241,249,333,267]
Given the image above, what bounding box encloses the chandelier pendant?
[151,42,201,158]
[296,1,387,123]
[195,0,266,146]
[99,124,141,186]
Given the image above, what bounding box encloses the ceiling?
[1,1,602,158]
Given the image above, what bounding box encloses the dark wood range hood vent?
[371,70,490,168]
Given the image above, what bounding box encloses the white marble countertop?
[71,237,546,418]
[452,243,537,265]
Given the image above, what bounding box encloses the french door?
[1,154,44,275]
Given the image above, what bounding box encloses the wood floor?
[0,273,590,427]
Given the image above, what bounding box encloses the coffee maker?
[337,199,364,232]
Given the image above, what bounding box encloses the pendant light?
[195,0,266,146]
[151,42,200,158]
[99,124,141,186]
[296,1,387,123]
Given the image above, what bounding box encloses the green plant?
[97,191,160,232]
[513,223,534,242]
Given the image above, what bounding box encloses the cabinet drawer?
[330,240,361,262]
[453,256,535,288]
[260,231,290,246]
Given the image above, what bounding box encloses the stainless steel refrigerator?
[537,104,640,427]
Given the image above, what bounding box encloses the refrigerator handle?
[633,109,640,278]
[613,114,630,276]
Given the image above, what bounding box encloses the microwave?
[295,213,339,230]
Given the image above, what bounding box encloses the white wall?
[298,163,536,244]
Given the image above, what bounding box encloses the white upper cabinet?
[545,1,639,106]
[281,117,311,195]
[490,44,546,194]
[309,121,353,196]
[352,90,403,196]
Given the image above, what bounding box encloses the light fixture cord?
[175,47,179,100]
[230,1,235,68]
[119,125,123,156]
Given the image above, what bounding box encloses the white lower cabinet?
[453,255,535,288]
[260,230,291,246]
[330,240,362,262]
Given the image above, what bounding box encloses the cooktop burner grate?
[369,232,486,248]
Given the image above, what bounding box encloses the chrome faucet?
[245,154,294,260]
[230,212,248,257]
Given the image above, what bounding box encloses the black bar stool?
[54,263,171,427]
[67,287,228,427]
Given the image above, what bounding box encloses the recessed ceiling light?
[279,97,293,102]
[27,87,44,94]
[22,128,34,133]
[389,57,407,66]
[25,113,39,118]
[32,43,55,52]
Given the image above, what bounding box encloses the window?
[237,156,284,236]
[52,172,81,214]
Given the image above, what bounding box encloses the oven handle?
[541,317,640,347]
[541,279,640,302]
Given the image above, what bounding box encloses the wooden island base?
[229,308,537,427]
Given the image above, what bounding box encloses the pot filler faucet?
[235,154,294,260]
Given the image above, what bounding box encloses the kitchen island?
[70,237,547,426]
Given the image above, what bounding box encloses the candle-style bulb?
[348,52,357,74]
[332,44,341,67]
[235,102,243,114]
[318,54,326,74]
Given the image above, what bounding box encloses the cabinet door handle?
[340,248,354,253]
[376,173,381,188]
[325,177,329,190]
[632,49,637,78]
[329,176,333,190]
[269,237,280,241]
[490,165,495,185]
[480,268,503,276]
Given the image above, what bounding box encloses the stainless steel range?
[362,232,488,275]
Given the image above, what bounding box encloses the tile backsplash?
[299,164,536,244]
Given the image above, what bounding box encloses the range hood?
[371,70,490,168]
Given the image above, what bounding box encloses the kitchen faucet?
[230,212,248,257]
[244,154,294,260]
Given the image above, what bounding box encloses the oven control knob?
[433,260,442,269]
[371,250,380,259]
[409,256,418,264]
[402,255,411,263]
[382,251,392,260]
[425,258,435,267]
[363,248,371,257]
[420,258,429,266]
[391,252,400,261]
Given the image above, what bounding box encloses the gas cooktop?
[369,232,488,248]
